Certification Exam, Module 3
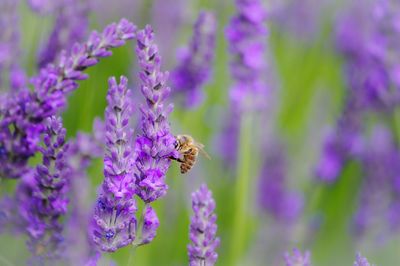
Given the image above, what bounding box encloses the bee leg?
[169,156,184,163]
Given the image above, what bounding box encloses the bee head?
[174,139,179,149]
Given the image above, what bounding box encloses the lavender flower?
[335,0,400,110]
[317,0,400,184]
[354,252,373,266]
[225,0,268,111]
[220,0,268,167]
[91,76,137,252]
[171,11,217,107]
[315,100,363,183]
[188,184,220,266]
[0,0,26,91]
[37,0,91,68]
[134,25,178,203]
[258,143,303,223]
[17,116,69,262]
[0,18,136,179]
[352,125,400,237]
[284,248,311,266]
[139,205,160,245]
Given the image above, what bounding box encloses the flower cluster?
[0,0,26,91]
[225,0,268,110]
[172,11,217,107]
[335,0,400,110]
[37,0,91,68]
[284,248,311,266]
[17,116,69,262]
[134,25,178,203]
[316,0,400,183]
[65,131,103,265]
[315,101,363,183]
[188,184,220,266]
[352,125,400,237]
[221,0,269,168]
[354,253,373,266]
[91,76,137,252]
[258,143,303,223]
[0,18,136,179]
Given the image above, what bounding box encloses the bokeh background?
[1,0,399,265]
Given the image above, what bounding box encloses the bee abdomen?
[180,164,192,174]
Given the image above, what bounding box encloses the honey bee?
[172,134,210,174]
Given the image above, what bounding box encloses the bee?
[172,134,210,174]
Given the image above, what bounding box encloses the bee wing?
[195,142,211,160]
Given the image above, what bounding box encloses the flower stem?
[390,109,400,147]
[229,113,253,265]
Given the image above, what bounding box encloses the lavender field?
[0,0,398,265]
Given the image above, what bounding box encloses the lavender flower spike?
[0,0,26,91]
[172,11,217,107]
[284,248,311,266]
[139,205,160,245]
[354,253,373,266]
[188,184,220,266]
[91,76,137,252]
[37,0,90,68]
[17,116,69,262]
[134,25,179,203]
[225,0,268,111]
[0,18,136,179]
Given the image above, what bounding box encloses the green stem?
[229,113,253,265]
[389,109,400,147]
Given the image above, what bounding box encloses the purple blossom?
[171,11,217,108]
[139,205,160,245]
[352,125,400,237]
[335,0,400,110]
[284,248,311,266]
[317,0,400,184]
[17,116,69,262]
[37,0,91,68]
[0,18,136,179]
[91,76,137,252]
[258,143,303,223]
[133,25,178,203]
[225,0,268,111]
[354,252,373,266]
[0,0,26,91]
[220,0,269,167]
[315,101,363,183]
[188,184,220,266]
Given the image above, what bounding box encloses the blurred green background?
[1,0,399,265]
